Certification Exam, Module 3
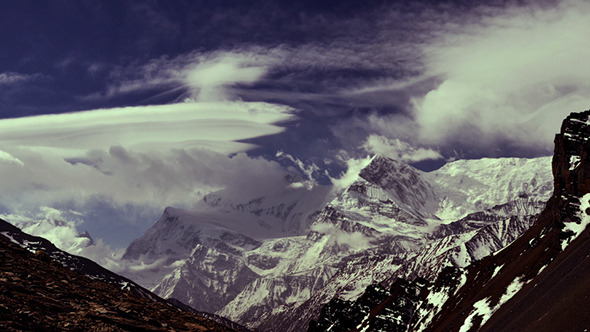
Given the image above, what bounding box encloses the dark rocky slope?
[0,219,237,331]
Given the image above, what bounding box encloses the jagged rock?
[553,109,590,196]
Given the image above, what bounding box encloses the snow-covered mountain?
[309,109,590,332]
[120,152,552,330]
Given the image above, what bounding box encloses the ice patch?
[569,155,581,170]
[459,275,525,331]
[491,264,504,279]
[561,193,590,250]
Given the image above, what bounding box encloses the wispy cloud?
[0,149,24,166]
[103,49,278,102]
[0,72,41,85]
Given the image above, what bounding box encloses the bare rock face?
[553,109,590,197]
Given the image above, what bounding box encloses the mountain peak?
[355,154,437,217]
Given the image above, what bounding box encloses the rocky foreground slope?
[0,218,239,331]
[309,109,590,331]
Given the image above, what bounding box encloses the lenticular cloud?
[0,100,297,247]
[0,101,295,154]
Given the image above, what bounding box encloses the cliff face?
[424,109,590,331]
[553,109,590,197]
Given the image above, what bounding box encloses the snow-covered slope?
[429,157,552,221]
[121,154,553,330]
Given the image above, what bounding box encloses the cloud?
[0,72,41,85]
[0,145,301,248]
[311,222,371,250]
[0,98,298,248]
[0,101,294,154]
[184,55,267,101]
[0,150,24,166]
[2,207,90,254]
[276,150,320,188]
[104,50,278,102]
[329,152,373,193]
[412,0,590,150]
[363,135,442,162]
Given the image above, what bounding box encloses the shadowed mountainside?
[0,218,239,331]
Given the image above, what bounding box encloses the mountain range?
[118,141,552,330]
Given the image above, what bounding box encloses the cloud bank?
[0,84,297,248]
[363,135,442,162]
[413,0,590,152]
[0,101,294,154]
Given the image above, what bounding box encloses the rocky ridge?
[0,217,248,331]
[0,226,235,331]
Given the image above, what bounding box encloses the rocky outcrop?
[553,109,590,196]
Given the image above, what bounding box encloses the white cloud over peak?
[363,135,442,163]
[184,55,267,101]
[413,0,590,149]
[329,153,373,193]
